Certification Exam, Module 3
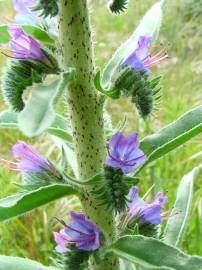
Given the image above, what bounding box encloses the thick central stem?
[58,1,119,269]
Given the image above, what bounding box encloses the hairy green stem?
[58,1,119,269]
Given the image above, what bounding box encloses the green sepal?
[58,250,90,270]
[1,60,43,111]
[92,166,137,213]
[32,0,59,18]
[1,47,59,112]
[111,67,162,118]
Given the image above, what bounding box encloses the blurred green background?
[0,0,202,265]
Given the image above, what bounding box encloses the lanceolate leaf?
[164,167,199,247]
[101,1,164,88]
[18,70,74,137]
[140,106,202,165]
[57,139,79,179]
[0,110,73,142]
[108,235,202,270]
[0,255,57,270]
[0,184,76,222]
[48,127,73,143]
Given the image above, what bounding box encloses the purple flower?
[5,26,45,61]
[123,35,168,73]
[54,229,70,253]
[106,132,146,174]
[14,0,39,24]
[54,212,100,252]
[128,186,168,225]
[12,141,55,174]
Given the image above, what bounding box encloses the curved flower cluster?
[1,25,59,111]
[110,35,168,118]
[54,212,100,252]
[93,131,147,213]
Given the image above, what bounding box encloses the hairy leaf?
[0,110,73,141]
[0,184,76,222]
[0,255,57,270]
[0,111,18,128]
[55,139,79,179]
[140,106,202,165]
[163,167,199,247]
[120,259,136,270]
[18,70,74,137]
[108,235,202,270]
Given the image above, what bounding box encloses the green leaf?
[163,167,199,247]
[0,110,73,142]
[18,70,74,137]
[101,1,163,88]
[50,114,68,130]
[0,24,54,44]
[22,25,55,44]
[48,127,73,143]
[140,106,202,165]
[120,259,136,270]
[57,140,79,179]
[108,235,202,270]
[0,255,57,270]
[0,111,18,128]
[0,184,76,222]
[0,25,10,43]
[94,71,120,99]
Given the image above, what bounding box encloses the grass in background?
[0,0,202,263]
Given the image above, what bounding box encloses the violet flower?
[106,132,146,174]
[3,26,45,61]
[123,35,168,73]
[128,186,168,225]
[12,141,55,174]
[14,0,39,24]
[54,212,100,252]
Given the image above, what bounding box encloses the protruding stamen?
[145,54,169,67]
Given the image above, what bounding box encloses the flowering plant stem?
[58,0,119,269]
